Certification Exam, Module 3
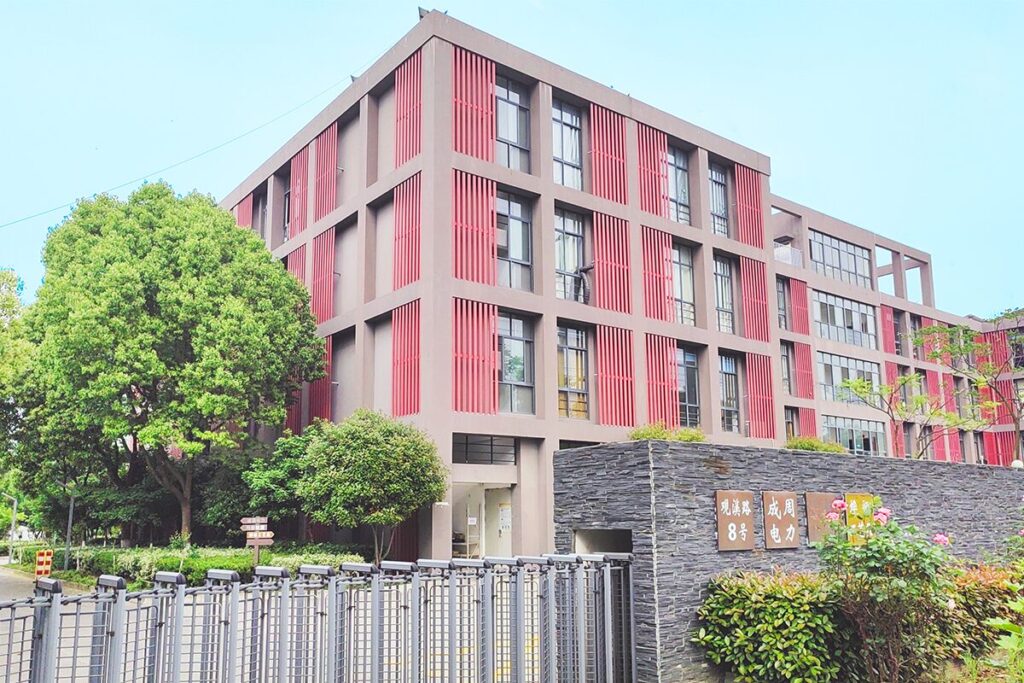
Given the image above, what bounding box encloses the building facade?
[221,11,1021,559]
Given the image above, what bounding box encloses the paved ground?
[0,565,38,600]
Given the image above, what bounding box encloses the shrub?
[939,565,1021,659]
[785,436,846,454]
[628,423,706,442]
[694,571,856,682]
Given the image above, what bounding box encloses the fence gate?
[0,553,634,682]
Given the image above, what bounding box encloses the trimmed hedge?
[628,423,706,442]
[785,437,847,454]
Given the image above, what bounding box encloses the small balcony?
[773,244,804,268]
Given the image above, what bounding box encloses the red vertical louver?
[452,298,498,414]
[994,380,1015,424]
[891,422,906,458]
[393,173,422,290]
[919,316,935,357]
[234,194,253,229]
[395,50,423,167]
[596,325,636,427]
[745,353,776,439]
[880,305,896,354]
[641,226,674,321]
[739,257,770,342]
[589,104,628,204]
[285,245,307,433]
[884,361,899,392]
[789,278,810,335]
[452,170,496,285]
[734,165,765,249]
[310,229,335,325]
[798,407,817,439]
[884,361,902,455]
[924,370,942,405]
[644,333,678,428]
[392,300,421,417]
[983,330,1011,368]
[452,47,495,161]
[285,394,302,435]
[308,340,333,422]
[637,124,668,217]
[942,374,962,462]
[593,213,632,314]
[984,431,1016,467]
[289,146,310,236]
[793,342,815,399]
[314,123,338,222]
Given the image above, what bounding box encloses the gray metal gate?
[0,553,634,682]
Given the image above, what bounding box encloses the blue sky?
[2,1,1020,316]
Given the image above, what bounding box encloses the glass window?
[672,243,696,326]
[784,407,798,439]
[452,434,517,465]
[667,146,690,224]
[720,355,740,433]
[709,163,729,236]
[974,431,986,464]
[811,290,878,349]
[893,311,906,356]
[780,342,794,395]
[903,423,914,457]
[282,188,291,241]
[776,277,790,330]
[816,351,881,402]
[496,76,530,172]
[555,209,586,302]
[498,312,534,414]
[714,256,735,334]
[676,347,700,428]
[821,415,886,456]
[808,229,872,288]
[552,99,582,190]
[496,191,532,291]
[558,325,589,418]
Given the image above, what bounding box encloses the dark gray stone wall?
[553,441,1024,683]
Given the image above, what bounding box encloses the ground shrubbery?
[628,423,706,442]
[784,436,847,454]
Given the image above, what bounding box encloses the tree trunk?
[297,513,309,543]
[180,500,192,539]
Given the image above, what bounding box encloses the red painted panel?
[919,316,935,357]
[740,257,770,342]
[314,122,338,222]
[880,305,896,354]
[798,407,817,438]
[884,361,899,386]
[644,333,678,428]
[734,165,765,249]
[984,330,1011,368]
[234,194,253,228]
[789,278,810,335]
[641,227,673,322]
[452,170,496,285]
[392,300,421,417]
[286,244,307,286]
[289,146,309,236]
[924,370,941,406]
[891,421,906,458]
[637,124,668,217]
[393,173,422,289]
[995,380,1015,425]
[310,229,335,325]
[285,391,302,435]
[593,212,632,314]
[394,49,423,167]
[596,325,635,427]
[589,104,628,204]
[309,340,333,422]
[793,342,814,400]
[452,298,498,414]
[745,352,776,439]
[452,47,495,161]
[984,431,1016,467]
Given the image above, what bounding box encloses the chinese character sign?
[762,491,800,549]
[715,490,756,551]
[805,492,841,543]
[845,492,874,545]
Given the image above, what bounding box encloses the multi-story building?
[220,10,1020,559]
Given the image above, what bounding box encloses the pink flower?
[876,507,892,518]
[1018,529,1024,537]
[831,499,847,512]
[825,511,841,522]
[873,511,890,524]
[932,533,950,546]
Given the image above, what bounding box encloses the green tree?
[0,269,30,458]
[20,182,323,536]
[244,424,321,540]
[297,411,447,564]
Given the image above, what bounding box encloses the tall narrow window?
[555,209,586,302]
[784,407,798,439]
[558,325,589,418]
[893,311,906,356]
[498,313,535,414]
[677,347,700,428]
[720,354,740,432]
[780,342,794,395]
[497,191,532,291]
[776,277,790,330]
[709,163,729,236]
[552,99,582,189]
[714,256,735,334]
[496,76,530,172]
[282,188,292,241]
[910,315,923,360]
[671,243,696,326]
[667,146,690,224]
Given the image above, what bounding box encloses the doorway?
[451,483,513,558]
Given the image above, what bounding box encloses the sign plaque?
[715,490,756,551]
[761,491,800,549]
[805,492,842,543]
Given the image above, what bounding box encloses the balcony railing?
[773,244,804,267]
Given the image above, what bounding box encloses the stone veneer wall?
[553,441,1024,683]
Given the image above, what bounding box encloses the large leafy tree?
[21,182,323,536]
[0,269,30,458]
[297,411,447,564]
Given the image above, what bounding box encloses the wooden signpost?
[241,516,273,564]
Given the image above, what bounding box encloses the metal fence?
[0,553,635,683]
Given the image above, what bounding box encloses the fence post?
[409,567,421,683]
[542,561,557,683]
[298,564,336,682]
[370,567,382,683]
[98,575,127,683]
[452,559,488,683]
[601,560,615,682]
[207,569,241,683]
[30,577,62,683]
[154,571,186,683]
[325,570,340,683]
[573,557,587,683]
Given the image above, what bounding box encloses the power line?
[0,75,351,231]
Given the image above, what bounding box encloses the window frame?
[667,145,690,224]
[495,75,531,172]
[776,277,790,330]
[709,163,729,236]
[452,433,518,465]
[554,208,587,302]
[552,99,583,190]
[557,324,590,419]
[719,354,741,433]
[671,242,696,326]
[497,312,535,415]
[496,190,533,292]
[714,256,735,334]
[676,346,700,428]
[808,229,873,288]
